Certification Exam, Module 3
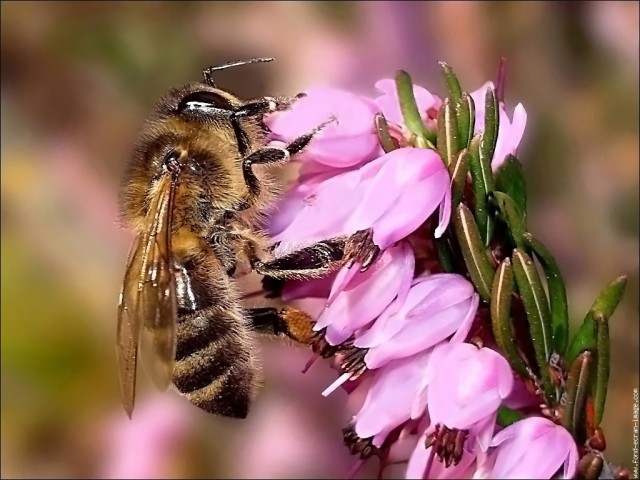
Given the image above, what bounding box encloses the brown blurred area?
[1,1,638,478]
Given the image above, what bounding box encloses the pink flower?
[315,241,415,345]
[352,350,433,447]
[403,343,513,479]
[271,147,451,250]
[374,78,441,126]
[354,274,479,369]
[259,70,581,480]
[426,342,513,436]
[470,81,527,170]
[488,416,578,479]
[270,168,363,245]
[342,147,451,248]
[266,86,381,168]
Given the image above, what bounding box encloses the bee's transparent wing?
[116,235,143,418]
[137,175,177,391]
[116,175,177,417]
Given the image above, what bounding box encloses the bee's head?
[155,85,240,125]
[177,89,237,120]
[156,58,274,125]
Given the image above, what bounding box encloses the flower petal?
[426,343,513,429]
[489,417,578,479]
[374,78,441,126]
[354,351,431,442]
[449,293,479,343]
[406,439,434,479]
[364,299,472,369]
[266,86,381,167]
[318,242,415,345]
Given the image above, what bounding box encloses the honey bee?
[117,58,380,419]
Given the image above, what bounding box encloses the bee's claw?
[360,246,381,272]
[344,228,381,272]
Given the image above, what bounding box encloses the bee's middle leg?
[254,229,381,286]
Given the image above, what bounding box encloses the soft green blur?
[1,2,638,478]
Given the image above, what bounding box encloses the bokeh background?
[1,1,638,478]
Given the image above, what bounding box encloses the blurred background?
[1,1,638,478]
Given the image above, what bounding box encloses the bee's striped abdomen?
[172,249,258,419]
[173,307,256,419]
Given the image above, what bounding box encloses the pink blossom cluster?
[264,75,577,479]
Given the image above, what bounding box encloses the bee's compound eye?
[177,91,234,113]
[163,150,182,174]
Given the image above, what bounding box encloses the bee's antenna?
[203,57,275,86]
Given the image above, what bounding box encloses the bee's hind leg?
[248,306,315,345]
[248,229,382,355]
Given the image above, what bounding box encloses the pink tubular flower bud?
[354,274,479,370]
[342,147,451,249]
[270,147,451,250]
[265,86,381,168]
[402,343,513,479]
[270,168,363,245]
[488,416,578,479]
[353,350,433,447]
[426,342,513,433]
[315,241,415,346]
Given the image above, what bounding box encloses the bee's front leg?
[241,119,330,200]
[233,94,305,119]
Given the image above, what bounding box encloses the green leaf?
[462,92,475,148]
[562,351,592,444]
[566,276,627,364]
[438,61,463,106]
[437,98,459,167]
[512,248,555,403]
[439,62,471,152]
[435,237,456,273]
[495,155,527,221]
[524,233,569,355]
[453,204,495,302]
[449,149,469,207]
[395,70,433,144]
[468,135,494,245]
[490,258,529,376]
[566,312,596,369]
[454,95,471,152]
[374,113,397,153]
[480,86,499,163]
[497,406,524,427]
[593,312,610,427]
[413,135,435,149]
[493,191,526,249]
[590,275,627,318]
